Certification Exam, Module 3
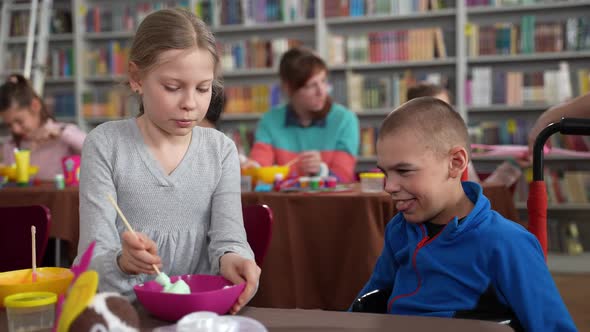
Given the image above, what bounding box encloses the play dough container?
[360,172,385,193]
[134,274,245,322]
[0,267,73,308]
[4,291,57,332]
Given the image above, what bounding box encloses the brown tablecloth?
[243,186,520,311]
[242,191,393,310]
[0,185,79,254]
[0,184,519,311]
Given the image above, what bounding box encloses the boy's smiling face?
[377,129,459,225]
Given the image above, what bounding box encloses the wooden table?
[0,306,512,332]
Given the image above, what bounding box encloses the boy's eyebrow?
[377,162,415,171]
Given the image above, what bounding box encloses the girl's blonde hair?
[129,8,221,114]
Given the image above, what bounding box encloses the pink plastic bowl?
[134,274,245,322]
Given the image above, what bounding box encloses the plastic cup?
[299,176,310,189]
[4,291,57,332]
[325,176,337,188]
[14,150,31,186]
[310,177,321,190]
[61,155,81,187]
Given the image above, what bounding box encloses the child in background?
[353,97,575,331]
[247,46,360,183]
[407,82,523,187]
[75,8,259,314]
[0,74,86,180]
[198,87,251,165]
[199,85,224,129]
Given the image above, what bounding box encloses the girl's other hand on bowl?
[219,253,261,314]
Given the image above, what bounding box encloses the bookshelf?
[464,1,590,225]
[1,0,590,173]
[0,0,75,130]
[0,0,589,251]
[465,0,590,138]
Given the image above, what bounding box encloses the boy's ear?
[448,146,468,179]
[128,62,142,93]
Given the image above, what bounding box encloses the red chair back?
[0,205,51,272]
[242,204,273,267]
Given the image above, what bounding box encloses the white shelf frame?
[325,8,456,25]
[468,51,590,64]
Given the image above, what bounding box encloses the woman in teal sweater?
[248,47,360,183]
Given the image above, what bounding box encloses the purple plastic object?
[134,274,245,322]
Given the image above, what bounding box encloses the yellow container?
[14,150,31,185]
[359,172,385,193]
[4,291,57,332]
[0,267,73,308]
[257,166,289,184]
[241,167,258,187]
[0,165,39,182]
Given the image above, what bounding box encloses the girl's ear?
[448,146,468,179]
[128,62,142,93]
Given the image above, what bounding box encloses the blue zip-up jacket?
[355,181,576,332]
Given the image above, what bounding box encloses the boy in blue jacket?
[354,97,576,331]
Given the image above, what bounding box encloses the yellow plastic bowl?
[256,166,289,184]
[0,267,73,308]
[0,165,39,181]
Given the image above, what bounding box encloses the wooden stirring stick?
[31,226,37,282]
[106,194,161,275]
[283,156,300,168]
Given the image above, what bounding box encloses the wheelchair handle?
[532,118,590,181]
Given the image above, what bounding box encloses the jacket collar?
[406,181,491,240]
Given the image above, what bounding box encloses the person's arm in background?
[466,161,481,183]
[248,114,275,167]
[61,123,87,154]
[1,138,15,164]
[528,92,590,153]
[325,110,359,183]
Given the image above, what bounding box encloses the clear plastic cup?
[4,291,57,332]
[359,172,385,193]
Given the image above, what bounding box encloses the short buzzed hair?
[379,97,469,156]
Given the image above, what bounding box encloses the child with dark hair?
[200,85,224,129]
[0,74,86,180]
[353,97,575,331]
